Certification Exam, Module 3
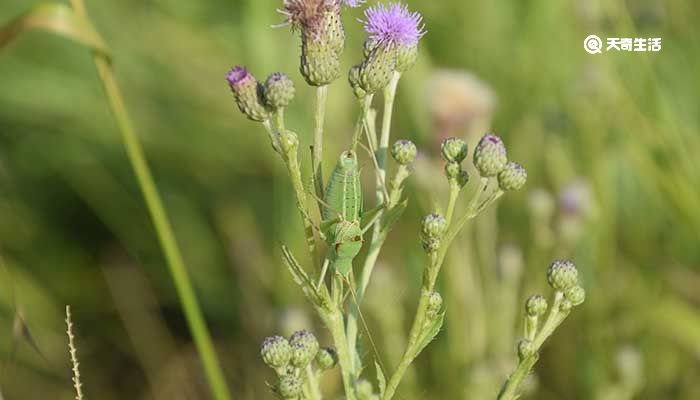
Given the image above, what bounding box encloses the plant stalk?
[312,85,328,211]
[68,2,231,399]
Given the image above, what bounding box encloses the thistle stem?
[497,292,569,400]
[68,2,231,399]
[306,365,323,400]
[377,72,401,203]
[382,178,491,400]
[312,85,328,210]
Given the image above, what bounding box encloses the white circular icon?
[584,35,603,54]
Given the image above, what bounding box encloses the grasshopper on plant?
[318,150,382,277]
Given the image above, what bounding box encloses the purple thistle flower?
[343,0,365,7]
[226,66,253,91]
[363,3,426,48]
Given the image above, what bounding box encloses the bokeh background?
[1,0,699,399]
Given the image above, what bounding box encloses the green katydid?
[318,150,382,277]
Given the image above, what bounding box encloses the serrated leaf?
[0,3,110,57]
[375,359,386,396]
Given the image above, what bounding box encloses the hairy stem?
[306,365,323,400]
[68,2,231,399]
[321,308,357,400]
[312,85,328,211]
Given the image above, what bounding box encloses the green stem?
[306,365,322,400]
[377,72,401,203]
[312,85,328,210]
[68,2,231,399]
[321,308,357,400]
[497,292,569,400]
[444,182,461,226]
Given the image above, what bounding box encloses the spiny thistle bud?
[355,379,375,400]
[391,139,417,165]
[547,260,579,292]
[421,213,447,240]
[518,339,535,361]
[226,66,269,122]
[348,65,367,99]
[473,133,508,177]
[316,347,338,370]
[363,3,426,74]
[525,294,548,317]
[440,137,468,163]
[427,291,443,319]
[498,162,527,191]
[565,285,586,306]
[421,213,447,253]
[559,299,573,313]
[281,1,362,86]
[359,46,395,94]
[277,374,302,399]
[444,162,461,180]
[263,73,295,110]
[457,170,470,188]
[289,329,319,367]
[261,335,292,370]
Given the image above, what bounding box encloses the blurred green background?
[1,0,699,399]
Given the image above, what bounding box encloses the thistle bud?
[559,299,573,313]
[546,260,579,292]
[277,374,302,399]
[279,130,299,155]
[421,213,446,253]
[498,162,527,191]
[565,285,586,306]
[263,73,295,110]
[421,213,447,240]
[473,133,508,177]
[261,335,292,370]
[289,329,319,367]
[518,339,535,361]
[395,44,419,72]
[525,294,548,317]
[316,347,338,370]
[457,170,470,188]
[348,65,367,99]
[427,291,443,319]
[301,36,342,86]
[391,139,417,165]
[440,137,468,163]
[359,46,396,94]
[226,66,269,122]
[444,162,462,181]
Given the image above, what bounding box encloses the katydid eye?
[353,235,361,242]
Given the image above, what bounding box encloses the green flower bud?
[355,379,375,400]
[457,170,470,188]
[518,339,535,361]
[421,213,447,240]
[444,162,462,180]
[263,73,295,110]
[301,34,341,86]
[391,139,417,165]
[547,260,579,292]
[227,66,269,122]
[277,374,302,399]
[440,137,468,163]
[427,291,443,319]
[559,299,573,313]
[473,133,508,177]
[359,46,396,94]
[498,162,527,191]
[279,130,299,154]
[261,335,291,370]
[525,294,548,317]
[316,347,338,370]
[289,330,319,367]
[565,285,586,306]
[394,44,419,73]
[349,65,367,99]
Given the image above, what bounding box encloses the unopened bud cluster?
[421,213,447,253]
[440,137,470,188]
[260,329,336,399]
[227,67,298,122]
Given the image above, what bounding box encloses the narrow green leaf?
[414,311,445,357]
[375,359,386,396]
[0,3,109,57]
